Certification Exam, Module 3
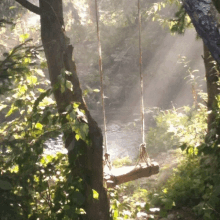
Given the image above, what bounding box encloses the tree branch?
[15,0,41,15]
[0,19,14,26]
[181,0,220,63]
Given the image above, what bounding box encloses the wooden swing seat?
[104,162,159,188]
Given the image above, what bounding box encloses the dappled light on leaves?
[1,0,220,219]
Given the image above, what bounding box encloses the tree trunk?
[203,43,220,132]
[182,0,220,64]
[39,0,109,219]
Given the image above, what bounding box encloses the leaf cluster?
[146,104,207,155]
[147,100,220,220]
[0,42,90,219]
[109,185,151,219]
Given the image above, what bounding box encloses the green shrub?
[147,106,220,220]
[146,104,207,155]
[112,156,133,168]
[0,42,88,219]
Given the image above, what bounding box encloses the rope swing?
[135,0,151,167]
[95,0,111,171]
[95,0,159,188]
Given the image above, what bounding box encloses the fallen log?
[104,162,159,188]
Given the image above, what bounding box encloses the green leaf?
[160,209,167,218]
[92,189,99,200]
[35,122,43,130]
[0,180,12,190]
[33,88,52,112]
[161,198,173,210]
[145,203,150,211]
[40,61,47,68]
[5,105,18,117]
[64,204,70,210]
[113,210,118,218]
[46,155,54,163]
[73,102,80,109]
[83,89,88,96]
[19,33,30,43]
[69,110,76,119]
[75,134,80,141]
[83,124,89,133]
[27,75,38,85]
[66,80,73,91]
[9,6,17,9]
[37,88,46,93]
[19,85,28,94]
[204,212,211,219]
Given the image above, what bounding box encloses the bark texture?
[39,0,109,219]
[182,0,220,63]
[105,162,159,188]
[182,1,220,132]
[203,43,220,131]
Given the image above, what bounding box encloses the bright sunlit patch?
[73,0,89,25]
[28,15,40,26]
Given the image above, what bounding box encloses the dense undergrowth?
[147,98,220,219]
[1,42,220,219]
[146,103,207,155]
[110,100,220,220]
[0,40,91,219]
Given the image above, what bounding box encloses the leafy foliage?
[145,56,207,155]
[146,104,207,155]
[149,137,220,220]
[112,156,132,168]
[1,1,220,219]
[109,185,151,219]
[146,0,193,35]
[145,99,220,220]
[0,41,90,219]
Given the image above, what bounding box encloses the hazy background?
[1,0,206,146]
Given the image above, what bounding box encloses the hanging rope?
[95,0,111,169]
[137,0,151,166]
[138,0,144,144]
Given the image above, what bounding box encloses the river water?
[44,120,142,160]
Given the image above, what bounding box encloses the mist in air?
[1,0,206,160]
